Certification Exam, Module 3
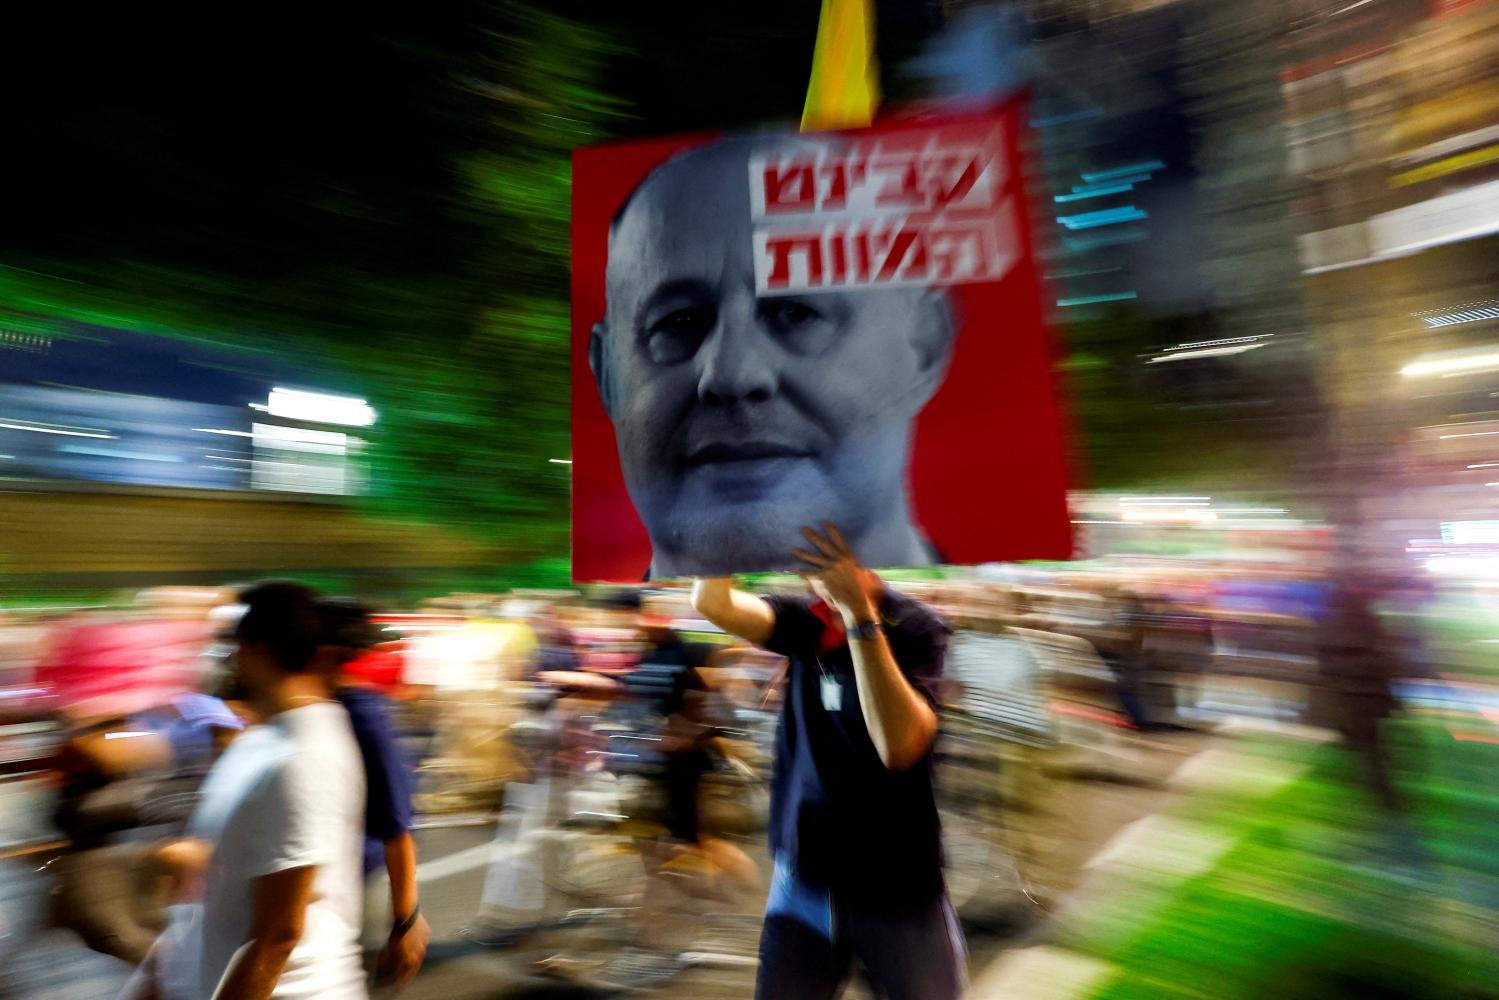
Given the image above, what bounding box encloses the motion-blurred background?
[3,1,1499,998]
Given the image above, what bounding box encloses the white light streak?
[1147,344,1264,363]
[1401,348,1499,378]
[1122,508,1218,524]
[0,420,115,439]
[266,388,376,427]
[194,428,255,438]
[1427,555,1499,579]
[1164,334,1270,351]
[58,444,180,462]
[549,458,573,465]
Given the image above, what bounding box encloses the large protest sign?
[571,99,1071,582]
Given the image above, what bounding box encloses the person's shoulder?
[335,686,391,728]
[763,591,813,614]
[282,702,361,765]
[757,591,821,657]
[279,708,362,793]
[239,728,299,799]
[761,591,820,633]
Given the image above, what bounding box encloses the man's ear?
[910,290,959,407]
[589,322,616,417]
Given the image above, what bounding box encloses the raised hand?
[791,522,880,625]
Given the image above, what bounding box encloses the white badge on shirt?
[820,675,843,712]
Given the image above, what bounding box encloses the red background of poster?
[571,98,1073,582]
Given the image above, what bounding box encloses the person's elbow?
[689,579,728,619]
[257,915,306,959]
[876,708,938,771]
[249,904,308,963]
[691,580,741,635]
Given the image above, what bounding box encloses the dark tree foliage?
[0,2,858,564]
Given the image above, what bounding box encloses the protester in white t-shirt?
[189,581,367,1000]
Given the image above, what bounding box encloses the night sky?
[3,2,1207,334]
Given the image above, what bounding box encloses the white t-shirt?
[188,701,367,999]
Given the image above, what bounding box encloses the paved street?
[396,728,1210,999]
[0,727,1211,999]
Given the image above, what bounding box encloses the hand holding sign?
[793,522,882,627]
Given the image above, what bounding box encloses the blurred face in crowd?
[231,639,281,708]
[592,138,954,577]
[229,582,323,712]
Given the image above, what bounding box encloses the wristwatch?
[848,619,883,642]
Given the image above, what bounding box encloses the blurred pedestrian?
[1317,580,1404,817]
[1103,588,1151,729]
[121,622,248,1000]
[317,598,429,990]
[135,693,248,831]
[50,711,172,965]
[187,581,366,998]
[692,523,965,1000]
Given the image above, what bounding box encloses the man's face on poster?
[591,139,954,577]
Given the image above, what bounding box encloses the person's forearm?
[843,600,937,771]
[384,832,419,923]
[211,938,297,1000]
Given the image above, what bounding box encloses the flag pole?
[801,0,881,131]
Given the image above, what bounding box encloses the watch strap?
[391,903,420,939]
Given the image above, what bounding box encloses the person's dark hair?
[317,597,380,657]
[234,581,324,673]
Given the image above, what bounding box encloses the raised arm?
[691,578,776,647]
[793,524,938,771]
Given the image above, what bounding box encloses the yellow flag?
[801,0,880,132]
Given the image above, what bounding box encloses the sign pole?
[802,0,881,131]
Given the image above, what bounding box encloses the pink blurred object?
[35,617,211,722]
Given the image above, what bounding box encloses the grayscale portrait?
[589,136,958,578]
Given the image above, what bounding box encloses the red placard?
[571,97,1072,582]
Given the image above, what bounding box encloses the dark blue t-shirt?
[336,686,414,876]
[761,589,949,908]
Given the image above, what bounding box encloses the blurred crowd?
[0,550,1495,996]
